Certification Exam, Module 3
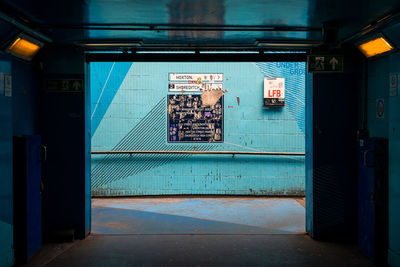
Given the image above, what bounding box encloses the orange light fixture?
[358,36,394,58]
[7,35,43,60]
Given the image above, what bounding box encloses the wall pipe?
[91,151,305,156]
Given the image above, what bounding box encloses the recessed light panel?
[7,34,43,61]
[358,36,394,58]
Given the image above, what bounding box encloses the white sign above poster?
[169,83,223,92]
[169,73,224,82]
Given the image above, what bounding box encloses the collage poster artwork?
[167,94,223,143]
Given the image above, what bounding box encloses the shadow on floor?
[92,206,302,234]
[92,197,306,234]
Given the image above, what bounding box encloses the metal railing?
[91,150,305,156]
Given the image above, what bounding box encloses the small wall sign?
[4,74,12,97]
[264,77,285,107]
[389,73,398,97]
[376,98,385,119]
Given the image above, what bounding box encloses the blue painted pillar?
[39,46,90,239]
[386,54,400,267]
[0,55,14,266]
[305,72,313,236]
[361,51,400,265]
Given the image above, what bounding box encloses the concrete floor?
[30,234,374,267]
[25,197,375,266]
[92,197,306,234]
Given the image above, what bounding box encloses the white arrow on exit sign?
[329,57,339,70]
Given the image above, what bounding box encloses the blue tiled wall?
[12,60,39,136]
[91,62,305,196]
[0,56,14,267]
[0,54,41,267]
[368,53,400,266]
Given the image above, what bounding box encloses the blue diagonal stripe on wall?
[91,97,219,191]
[90,62,132,134]
[255,62,305,134]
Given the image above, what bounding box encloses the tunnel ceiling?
[1,0,400,48]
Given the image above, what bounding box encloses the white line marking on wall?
[91,62,116,120]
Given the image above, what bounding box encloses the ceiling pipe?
[76,39,318,51]
[42,24,321,32]
[0,10,52,43]
[340,8,400,44]
[256,40,322,48]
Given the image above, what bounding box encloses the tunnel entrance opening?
[88,57,307,235]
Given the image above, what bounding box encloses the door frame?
[84,51,313,234]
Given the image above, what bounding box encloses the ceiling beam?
[0,10,52,43]
[85,52,307,62]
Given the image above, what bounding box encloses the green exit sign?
[307,55,344,73]
[46,79,83,92]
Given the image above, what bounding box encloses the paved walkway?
[40,234,374,267]
[27,198,374,266]
[92,197,305,234]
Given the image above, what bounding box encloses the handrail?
[91,151,305,156]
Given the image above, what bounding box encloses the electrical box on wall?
[264,77,285,107]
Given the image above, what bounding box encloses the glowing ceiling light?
[7,34,43,60]
[358,36,394,58]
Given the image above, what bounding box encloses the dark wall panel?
[311,48,364,241]
[39,46,90,239]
